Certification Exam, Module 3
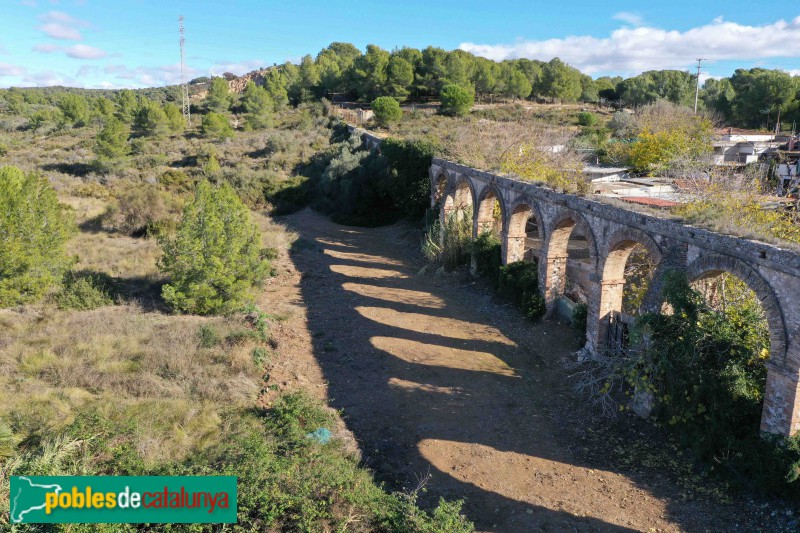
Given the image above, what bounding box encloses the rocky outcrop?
[227,68,270,93]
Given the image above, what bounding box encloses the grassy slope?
[0,107,473,531]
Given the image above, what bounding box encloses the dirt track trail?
[271,209,782,532]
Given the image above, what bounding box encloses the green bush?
[93,117,130,172]
[468,231,502,285]
[371,96,403,127]
[263,175,312,215]
[201,112,234,140]
[315,133,438,226]
[132,100,169,138]
[381,137,437,220]
[198,324,221,348]
[439,84,474,117]
[159,181,270,315]
[54,271,115,310]
[631,272,800,497]
[498,261,545,321]
[577,111,598,126]
[0,166,74,307]
[158,169,195,193]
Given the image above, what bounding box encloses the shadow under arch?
[279,208,772,531]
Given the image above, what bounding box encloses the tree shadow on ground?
[41,162,94,177]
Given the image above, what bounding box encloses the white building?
[712,128,785,165]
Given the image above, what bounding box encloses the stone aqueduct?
[356,130,800,437]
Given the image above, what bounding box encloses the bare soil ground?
[260,208,798,532]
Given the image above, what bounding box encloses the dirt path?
[261,209,794,532]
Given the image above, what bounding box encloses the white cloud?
[460,16,800,76]
[208,60,264,77]
[0,63,26,77]
[65,44,106,59]
[33,43,62,53]
[103,62,202,86]
[23,69,74,86]
[613,12,644,27]
[20,0,38,6]
[38,10,89,40]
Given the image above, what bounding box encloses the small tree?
[58,94,89,127]
[577,112,598,127]
[206,77,233,113]
[0,166,74,307]
[371,96,402,127]
[94,117,130,162]
[133,100,169,138]
[201,112,234,140]
[439,84,474,117]
[240,81,273,130]
[163,103,186,134]
[159,181,270,315]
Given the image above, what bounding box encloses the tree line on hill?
[213,42,800,130]
[2,42,800,133]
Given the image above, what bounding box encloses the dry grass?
[0,301,264,465]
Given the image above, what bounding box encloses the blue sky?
[1,0,798,88]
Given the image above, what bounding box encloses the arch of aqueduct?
[357,129,800,437]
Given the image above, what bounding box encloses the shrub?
[422,208,472,270]
[602,271,800,497]
[381,137,437,219]
[609,111,637,138]
[468,231,502,285]
[198,324,221,348]
[163,103,186,134]
[439,84,474,117]
[498,261,545,321]
[158,169,195,193]
[103,184,175,237]
[0,166,74,307]
[159,181,270,315]
[372,96,403,127]
[57,94,89,127]
[202,112,234,140]
[577,111,598,126]
[54,271,115,310]
[263,175,312,215]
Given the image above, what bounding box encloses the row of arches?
[432,168,797,435]
[435,172,648,322]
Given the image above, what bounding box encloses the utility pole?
[693,58,704,114]
[179,16,190,126]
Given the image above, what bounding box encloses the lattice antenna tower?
[179,16,190,126]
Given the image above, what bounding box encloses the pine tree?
[0,166,74,306]
[159,181,270,315]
